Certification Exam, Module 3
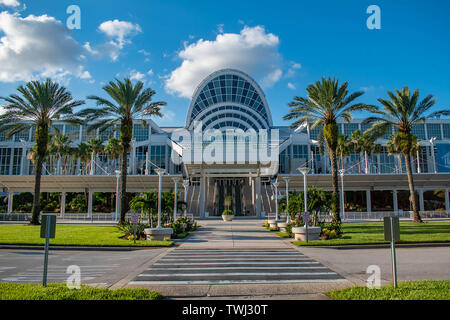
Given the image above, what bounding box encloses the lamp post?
[283,177,291,222]
[114,170,121,222]
[298,167,310,242]
[339,169,345,221]
[272,180,279,220]
[172,177,180,222]
[155,168,166,228]
[429,137,437,174]
[183,179,189,217]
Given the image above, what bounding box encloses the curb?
[295,242,450,250]
[0,245,172,252]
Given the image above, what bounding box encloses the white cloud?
[0,0,20,7]
[0,11,89,83]
[86,20,142,61]
[98,20,142,46]
[130,70,145,82]
[287,82,296,90]
[147,69,153,76]
[165,25,283,98]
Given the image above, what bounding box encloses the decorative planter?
[267,219,278,228]
[277,222,288,232]
[292,226,321,241]
[144,228,174,241]
[222,215,235,221]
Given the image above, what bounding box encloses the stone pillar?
[199,175,206,217]
[255,177,261,217]
[445,189,450,212]
[60,192,66,218]
[7,192,13,214]
[366,190,372,213]
[88,190,93,218]
[393,189,398,213]
[419,189,425,212]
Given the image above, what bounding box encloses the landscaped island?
[265,221,450,246]
[0,283,162,300]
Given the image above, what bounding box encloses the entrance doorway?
[206,178,254,216]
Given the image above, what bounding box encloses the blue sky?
[0,0,449,126]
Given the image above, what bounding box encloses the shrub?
[222,210,234,216]
[117,221,147,240]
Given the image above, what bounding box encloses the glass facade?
[133,124,149,142]
[344,124,359,136]
[0,148,11,175]
[443,124,450,139]
[427,124,442,140]
[189,74,270,129]
[149,145,166,174]
[412,124,426,140]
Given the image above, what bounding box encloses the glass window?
[310,125,323,140]
[150,145,166,174]
[293,145,308,159]
[411,124,426,140]
[0,148,11,175]
[443,124,450,139]
[12,148,22,175]
[426,124,442,140]
[65,125,80,142]
[344,123,359,136]
[133,124,149,142]
[14,129,30,142]
[81,126,97,141]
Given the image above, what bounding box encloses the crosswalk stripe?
[129,279,348,285]
[138,272,338,277]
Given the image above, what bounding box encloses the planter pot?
[267,219,278,228]
[144,228,174,241]
[292,226,321,241]
[277,222,288,232]
[222,215,235,222]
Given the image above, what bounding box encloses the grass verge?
[0,225,173,247]
[0,283,162,300]
[292,221,450,246]
[326,280,450,300]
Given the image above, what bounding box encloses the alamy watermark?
[169,122,280,166]
[366,265,381,289]
[66,5,81,30]
[66,265,81,290]
[367,5,381,30]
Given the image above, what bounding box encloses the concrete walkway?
[125,219,351,299]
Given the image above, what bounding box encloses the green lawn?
[327,280,450,300]
[0,283,162,300]
[0,224,173,247]
[286,221,450,246]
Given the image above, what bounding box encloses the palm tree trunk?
[120,141,129,224]
[329,149,341,224]
[30,156,44,225]
[404,152,422,223]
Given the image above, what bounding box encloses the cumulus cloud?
[0,0,20,7]
[287,82,296,90]
[0,11,90,83]
[129,70,145,82]
[165,25,283,98]
[86,19,142,61]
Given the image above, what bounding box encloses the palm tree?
[0,79,84,225]
[129,191,158,228]
[78,78,166,224]
[86,138,104,175]
[363,87,449,223]
[74,142,91,175]
[284,77,377,223]
[336,134,352,170]
[350,130,364,173]
[386,133,404,173]
[105,138,123,171]
[360,131,382,173]
[49,134,74,175]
